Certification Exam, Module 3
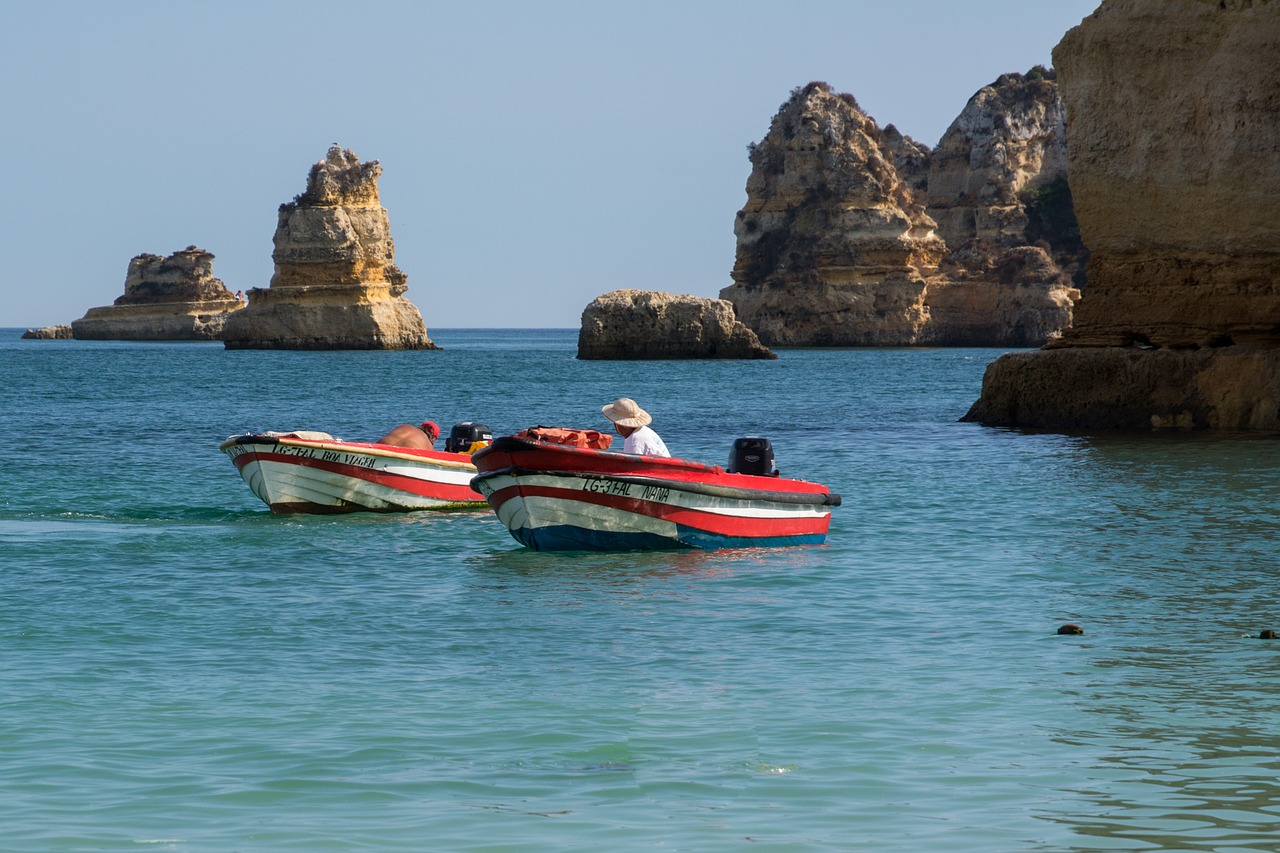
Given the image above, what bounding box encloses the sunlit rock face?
[223,145,436,350]
[70,246,243,340]
[964,0,1280,431]
[720,81,1079,347]
[927,71,1068,251]
[720,82,947,347]
[22,325,73,339]
[577,290,775,360]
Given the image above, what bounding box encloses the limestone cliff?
[222,145,436,350]
[578,290,776,360]
[721,81,1079,347]
[964,0,1280,431]
[927,246,1078,347]
[928,71,1068,250]
[720,82,947,346]
[70,246,243,341]
[882,123,931,209]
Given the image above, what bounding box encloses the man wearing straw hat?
[601,397,670,457]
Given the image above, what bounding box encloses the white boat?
[470,430,841,551]
[220,431,486,514]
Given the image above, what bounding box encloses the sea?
[3,327,1279,852]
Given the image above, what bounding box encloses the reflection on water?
[1041,596,1280,850]
[464,541,821,585]
[1052,726,1280,851]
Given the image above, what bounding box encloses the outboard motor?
[445,421,493,454]
[727,437,777,477]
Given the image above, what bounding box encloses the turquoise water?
[3,328,1280,851]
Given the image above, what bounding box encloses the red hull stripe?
[475,443,830,496]
[488,484,830,538]
[235,451,481,502]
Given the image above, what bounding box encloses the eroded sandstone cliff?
[964,0,1280,431]
[222,145,436,350]
[720,83,946,346]
[721,81,1079,347]
[70,246,243,341]
[927,246,1078,347]
[928,71,1068,249]
[578,290,775,360]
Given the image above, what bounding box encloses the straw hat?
[601,397,652,428]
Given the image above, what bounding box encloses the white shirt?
[623,425,670,457]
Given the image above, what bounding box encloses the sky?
[1,0,1101,330]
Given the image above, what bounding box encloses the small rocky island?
[964,0,1280,431]
[69,246,243,341]
[222,145,436,350]
[578,290,775,360]
[21,325,73,339]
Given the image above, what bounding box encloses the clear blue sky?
[1,0,1100,329]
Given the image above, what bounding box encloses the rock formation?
[721,81,1080,347]
[964,0,1280,431]
[222,145,436,350]
[577,290,776,360]
[927,70,1069,251]
[22,325,73,339]
[882,123,930,209]
[721,82,947,347]
[70,246,243,340]
[927,246,1078,346]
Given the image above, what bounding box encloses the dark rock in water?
[963,347,1280,431]
[1057,623,1084,635]
[1260,630,1277,640]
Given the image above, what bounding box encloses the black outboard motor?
[445,421,493,453]
[727,437,777,477]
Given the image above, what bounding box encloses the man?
[377,420,439,450]
[601,397,670,457]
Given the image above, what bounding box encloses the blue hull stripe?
[512,523,826,552]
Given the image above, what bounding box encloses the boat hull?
[471,437,840,551]
[220,434,485,514]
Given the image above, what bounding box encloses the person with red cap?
[377,419,440,450]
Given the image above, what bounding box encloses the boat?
[470,429,841,551]
[220,430,488,514]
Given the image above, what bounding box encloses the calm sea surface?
[3,328,1280,851]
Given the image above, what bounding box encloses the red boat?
[470,429,840,551]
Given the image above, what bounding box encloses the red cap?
[420,420,440,439]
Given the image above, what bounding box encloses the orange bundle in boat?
[517,426,613,450]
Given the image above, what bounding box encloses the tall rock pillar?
[223,145,437,350]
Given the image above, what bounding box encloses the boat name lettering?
[279,445,317,458]
[640,485,670,502]
[582,476,633,497]
[321,450,377,469]
[225,445,248,459]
